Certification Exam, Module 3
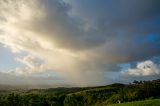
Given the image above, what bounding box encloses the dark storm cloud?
[23,0,160,64]
[18,0,160,64]
[65,0,160,63]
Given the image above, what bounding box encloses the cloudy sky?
[0,0,160,87]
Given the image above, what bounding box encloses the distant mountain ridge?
[0,84,16,90]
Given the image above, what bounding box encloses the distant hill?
[0,84,16,90]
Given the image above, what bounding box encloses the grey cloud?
[40,0,160,62]
[16,0,107,51]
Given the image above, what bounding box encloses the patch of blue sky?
[145,33,160,42]
[117,63,131,70]
[0,45,26,72]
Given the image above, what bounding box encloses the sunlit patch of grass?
[108,99,160,106]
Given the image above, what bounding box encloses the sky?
[0,0,160,87]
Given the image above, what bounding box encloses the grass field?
[108,99,160,106]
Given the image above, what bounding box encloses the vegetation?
[0,79,160,106]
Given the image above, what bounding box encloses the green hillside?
[0,79,160,106]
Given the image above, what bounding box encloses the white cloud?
[121,60,160,77]
[14,55,45,75]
